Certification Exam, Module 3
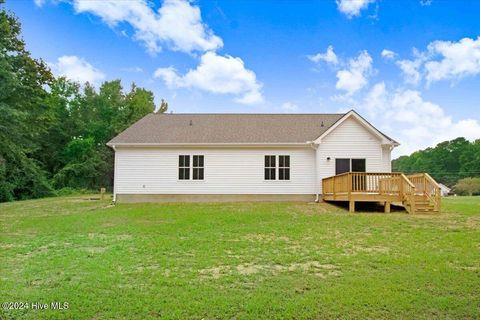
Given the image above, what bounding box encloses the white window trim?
[264,155,291,182]
[178,154,205,182]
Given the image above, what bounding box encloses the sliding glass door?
[335,158,366,174]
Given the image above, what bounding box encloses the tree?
[50,80,156,191]
[158,99,168,113]
[0,2,53,201]
[393,137,480,186]
[0,2,164,201]
[454,178,480,196]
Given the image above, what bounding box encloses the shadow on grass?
[322,200,407,214]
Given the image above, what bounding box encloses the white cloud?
[281,102,299,112]
[396,48,428,85]
[49,55,105,85]
[308,46,339,65]
[335,50,373,95]
[420,0,432,6]
[424,37,480,84]
[396,37,480,86]
[33,0,46,6]
[72,0,223,54]
[336,0,375,18]
[363,81,387,116]
[381,49,397,60]
[396,60,421,85]
[154,52,263,104]
[121,66,144,73]
[360,83,480,155]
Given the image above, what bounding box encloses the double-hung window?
[192,155,204,180]
[179,155,204,180]
[179,155,190,180]
[278,155,290,180]
[264,155,276,180]
[264,155,290,180]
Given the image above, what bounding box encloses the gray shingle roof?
[107,113,345,144]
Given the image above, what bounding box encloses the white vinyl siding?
[115,148,316,195]
[382,146,392,172]
[316,116,391,194]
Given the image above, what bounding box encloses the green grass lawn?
[1,196,479,319]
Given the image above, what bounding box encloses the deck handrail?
[400,173,415,189]
[322,172,441,214]
[406,172,441,212]
[400,174,416,213]
[323,172,404,196]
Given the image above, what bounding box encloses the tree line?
[393,137,480,194]
[0,3,165,201]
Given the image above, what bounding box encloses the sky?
[5,0,480,157]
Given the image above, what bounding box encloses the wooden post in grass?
[100,188,106,200]
[384,202,391,213]
[349,200,355,213]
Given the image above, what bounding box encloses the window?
[179,155,204,180]
[279,155,290,180]
[179,155,190,180]
[335,158,366,174]
[351,159,366,172]
[193,155,204,180]
[335,158,350,175]
[265,155,290,180]
[264,155,276,180]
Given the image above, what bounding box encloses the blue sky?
[6,0,480,156]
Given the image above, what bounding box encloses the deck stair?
[322,172,441,214]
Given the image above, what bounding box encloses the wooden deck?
[322,172,441,214]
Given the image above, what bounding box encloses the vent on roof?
[189,120,193,126]
[320,121,324,127]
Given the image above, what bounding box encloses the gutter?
[106,142,313,148]
[112,145,117,203]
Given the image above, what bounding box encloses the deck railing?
[406,173,441,211]
[322,172,420,213]
[322,172,442,214]
[323,172,404,195]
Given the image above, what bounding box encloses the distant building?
[438,183,452,197]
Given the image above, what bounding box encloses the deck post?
[409,191,416,214]
[349,200,355,213]
[435,186,441,212]
[384,201,391,213]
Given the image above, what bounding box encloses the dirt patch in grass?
[86,233,133,241]
[242,233,291,242]
[82,246,108,254]
[291,201,346,214]
[199,266,231,279]
[199,261,341,279]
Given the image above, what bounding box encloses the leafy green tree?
[454,177,480,196]
[0,1,53,201]
[51,80,155,191]
[53,137,102,189]
[0,2,161,201]
[36,77,82,175]
[158,98,169,113]
[393,137,480,186]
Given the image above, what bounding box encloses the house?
[438,183,452,197]
[107,110,400,203]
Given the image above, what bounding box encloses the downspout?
[112,145,117,203]
[307,141,320,202]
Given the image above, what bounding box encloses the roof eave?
[106,142,313,148]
